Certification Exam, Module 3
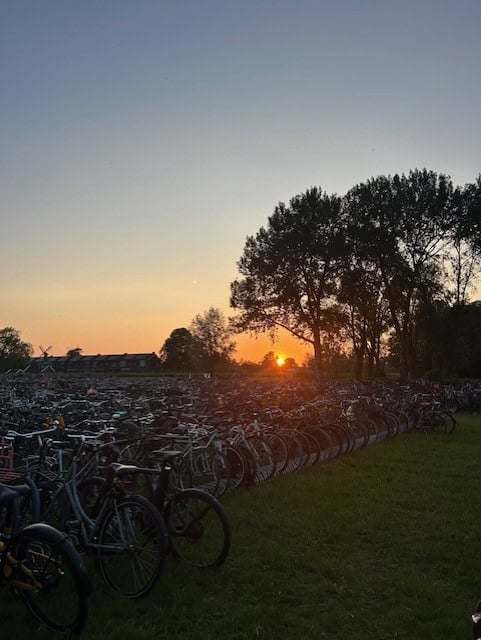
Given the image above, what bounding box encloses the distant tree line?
[230,169,481,381]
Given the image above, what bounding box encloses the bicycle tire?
[298,431,320,466]
[442,410,456,434]
[248,436,276,482]
[97,495,167,599]
[431,412,449,434]
[264,433,288,475]
[309,426,335,460]
[15,523,90,634]
[166,488,231,567]
[222,445,247,492]
[280,433,304,473]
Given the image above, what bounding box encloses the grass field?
[7,414,481,639]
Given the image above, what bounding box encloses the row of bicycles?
[0,373,459,634]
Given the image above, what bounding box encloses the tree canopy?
[190,307,235,372]
[159,327,204,372]
[230,187,345,376]
[0,327,33,372]
[160,308,236,373]
[231,171,481,380]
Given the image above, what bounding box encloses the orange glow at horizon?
[17,317,310,364]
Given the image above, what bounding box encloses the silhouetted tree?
[0,327,33,372]
[462,175,481,251]
[344,170,458,380]
[260,351,277,371]
[230,187,346,377]
[66,347,83,358]
[190,308,236,372]
[159,328,204,372]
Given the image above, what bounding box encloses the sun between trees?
[3,169,481,381]
[160,169,481,380]
[230,169,481,381]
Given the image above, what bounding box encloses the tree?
[0,327,33,372]
[339,256,388,379]
[260,351,277,371]
[462,174,481,252]
[344,170,458,381]
[190,308,236,372]
[159,328,204,372]
[66,347,83,358]
[230,187,346,377]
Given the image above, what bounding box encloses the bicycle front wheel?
[166,488,231,567]
[15,523,90,634]
[97,495,167,599]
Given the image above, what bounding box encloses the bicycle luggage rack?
[0,437,21,482]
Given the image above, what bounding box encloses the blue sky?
[1,0,480,359]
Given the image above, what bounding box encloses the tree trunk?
[354,349,364,380]
[398,331,410,382]
[313,327,322,380]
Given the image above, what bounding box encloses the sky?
[1,0,480,363]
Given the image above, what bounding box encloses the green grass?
[7,414,481,639]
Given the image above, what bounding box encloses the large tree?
[344,170,458,380]
[230,187,346,376]
[0,327,33,372]
[339,258,388,379]
[462,175,481,251]
[190,307,236,372]
[159,327,204,372]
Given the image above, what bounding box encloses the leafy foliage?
[230,187,346,374]
[0,326,33,372]
[190,307,236,372]
[231,170,481,379]
[159,328,204,372]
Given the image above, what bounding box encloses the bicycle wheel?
[190,451,221,495]
[264,433,288,475]
[431,412,449,434]
[166,488,231,567]
[442,410,456,434]
[97,495,167,599]
[222,445,247,491]
[300,431,321,465]
[15,523,90,634]
[248,436,276,482]
[281,433,304,473]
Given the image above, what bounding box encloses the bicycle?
[0,482,90,634]
[79,451,231,569]
[38,436,168,599]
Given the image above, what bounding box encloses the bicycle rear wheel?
[166,488,231,567]
[97,495,167,599]
[16,523,90,634]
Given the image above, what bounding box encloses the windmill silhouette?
[39,345,52,361]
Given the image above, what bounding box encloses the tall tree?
[159,327,204,372]
[0,327,33,372]
[230,187,346,377]
[462,175,481,251]
[190,308,235,372]
[339,255,387,379]
[344,170,457,380]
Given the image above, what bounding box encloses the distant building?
[29,352,160,373]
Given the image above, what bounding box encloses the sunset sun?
[276,357,285,367]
